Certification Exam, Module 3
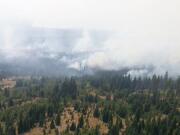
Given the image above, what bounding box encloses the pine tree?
[50,120,55,129]
[78,115,84,128]
[56,113,61,126]
[108,125,120,135]
[0,123,4,135]
[94,126,101,135]
[93,107,100,118]
[70,122,76,131]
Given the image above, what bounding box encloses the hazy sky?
[0,0,180,76]
[0,0,180,30]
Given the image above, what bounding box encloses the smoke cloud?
[0,0,180,76]
[0,25,180,77]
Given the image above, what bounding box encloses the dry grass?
[0,79,16,90]
[87,117,108,134]
[24,106,110,135]
[24,127,44,135]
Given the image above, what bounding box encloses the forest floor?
[24,106,109,135]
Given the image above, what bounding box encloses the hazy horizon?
[0,0,180,77]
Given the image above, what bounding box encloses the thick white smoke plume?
[0,0,180,76]
[0,25,180,77]
[69,31,180,77]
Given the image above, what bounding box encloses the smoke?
[0,0,180,76]
[66,30,180,77]
[0,24,180,77]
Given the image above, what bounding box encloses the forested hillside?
[0,72,179,135]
